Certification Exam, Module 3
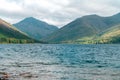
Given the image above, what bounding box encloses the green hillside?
[97,24,120,43]
[67,24,120,44]
[0,18,38,43]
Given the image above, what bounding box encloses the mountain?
[43,13,120,43]
[13,17,58,40]
[0,18,37,43]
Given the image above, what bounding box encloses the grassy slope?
[0,19,30,39]
[0,19,38,43]
[68,24,120,44]
[97,24,120,43]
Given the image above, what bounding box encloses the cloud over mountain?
[0,0,120,27]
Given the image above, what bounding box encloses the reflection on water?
[0,44,120,80]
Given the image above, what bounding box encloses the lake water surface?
[0,44,120,80]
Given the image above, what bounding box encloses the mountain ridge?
[43,12,120,43]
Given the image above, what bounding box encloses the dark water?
[0,44,120,80]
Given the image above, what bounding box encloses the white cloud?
[0,0,120,27]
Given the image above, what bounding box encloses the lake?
[0,44,120,80]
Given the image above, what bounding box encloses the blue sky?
[0,0,120,27]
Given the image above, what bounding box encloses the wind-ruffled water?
[0,44,120,80]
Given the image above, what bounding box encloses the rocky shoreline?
[0,72,38,80]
